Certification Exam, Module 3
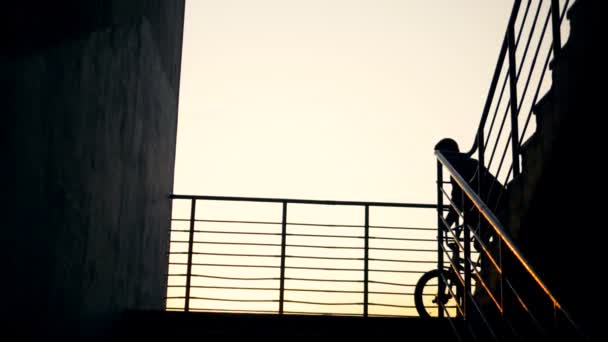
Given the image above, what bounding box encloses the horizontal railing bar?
[189,297,278,303]
[170,251,280,258]
[369,258,436,264]
[285,277,363,283]
[284,300,362,306]
[287,288,363,294]
[171,285,278,291]
[369,247,436,252]
[161,266,443,274]
[170,194,438,209]
[188,263,280,268]
[178,274,278,281]
[172,221,433,230]
[287,233,362,239]
[183,308,279,314]
[283,311,363,317]
[286,244,362,250]
[369,225,436,231]
[172,218,281,225]
[369,236,436,242]
[368,303,416,308]
[285,255,363,261]
[289,222,364,228]
[369,269,425,274]
[191,230,281,236]
[169,251,280,256]
[173,222,435,230]
[172,289,425,295]
[368,291,414,296]
[183,241,281,247]
[367,313,418,317]
[286,266,364,271]
[369,280,416,287]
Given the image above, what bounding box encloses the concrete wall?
[1,1,185,336]
[503,0,599,337]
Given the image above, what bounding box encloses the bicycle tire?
[414,269,461,318]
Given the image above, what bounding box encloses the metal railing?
[467,0,574,207]
[433,1,588,339]
[436,151,584,340]
[165,194,439,317]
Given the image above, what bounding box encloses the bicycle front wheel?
[414,269,461,318]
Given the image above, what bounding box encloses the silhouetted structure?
[1,0,597,340]
[504,0,599,338]
[2,1,185,338]
[433,0,599,340]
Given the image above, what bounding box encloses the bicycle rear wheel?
[414,269,461,318]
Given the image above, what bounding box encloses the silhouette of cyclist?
[435,138,505,257]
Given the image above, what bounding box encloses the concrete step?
[112,311,458,340]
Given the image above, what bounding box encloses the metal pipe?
[279,202,287,314]
[184,199,197,312]
[507,21,521,177]
[463,193,472,320]
[551,0,562,58]
[466,0,522,156]
[436,150,564,311]
[170,194,437,209]
[437,161,445,318]
[364,205,370,317]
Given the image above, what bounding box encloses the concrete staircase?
[501,0,599,339]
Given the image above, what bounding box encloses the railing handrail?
[468,0,571,164]
[167,193,441,317]
[169,193,438,209]
[435,149,579,327]
[466,0,522,157]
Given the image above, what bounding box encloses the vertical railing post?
[279,201,288,314]
[507,20,521,177]
[185,198,196,312]
[436,161,445,318]
[477,130,485,184]
[499,239,504,315]
[462,194,472,320]
[363,205,370,317]
[551,0,562,59]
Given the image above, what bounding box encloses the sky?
[168,0,526,316]
[173,0,515,204]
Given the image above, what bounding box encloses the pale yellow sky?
[167,0,561,316]
[173,0,514,204]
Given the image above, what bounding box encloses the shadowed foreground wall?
[1,1,185,336]
[502,1,600,338]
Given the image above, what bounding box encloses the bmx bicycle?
[414,226,482,318]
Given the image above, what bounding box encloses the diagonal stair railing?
[435,150,584,341]
[433,0,588,340]
[467,0,573,206]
